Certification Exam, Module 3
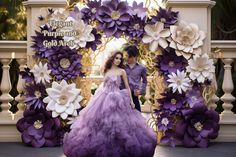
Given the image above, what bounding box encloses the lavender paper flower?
[157,111,174,132]
[186,85,205,108]
[16,108,63,148]
[86,28,102,51]
[19,67,35,84]
[81,0,101,24]
[150,7,178,28]
[96,0,131,38]
[47,46,83,81]
[176,105,220,148]
[31,25,62,59]
[158,91,186,113]
[128,1,147,20]
[24,83,47,109]
[160,130,178,147]
[156,49,187,75]
[126,15,146,41]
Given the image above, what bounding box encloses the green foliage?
[0,0,26,40]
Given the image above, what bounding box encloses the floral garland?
[17,0,219,148]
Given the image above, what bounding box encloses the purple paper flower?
[160,130,178,147]
[158,91,186,112]
[16,108,63,148]
[157,111,174,131]
[150,7,178,28]
[31,25,62,59]
[19,67,35,84]
[96,0,131,38]
[86,28,102,51]
[186,85,205,108]
[128,1,147,20]
[81,0,101,24]
[126,15,146,41]
[176,105,220,148]
[24,83,47,109]
[47,46,83,81]
[156,49,188,75]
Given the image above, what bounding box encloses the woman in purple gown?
[63,51,157,157]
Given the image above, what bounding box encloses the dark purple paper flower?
[24,83,47,109]
[158,91,186,112]
[186,85,205,108]
[96,0,131,38]
[19,67,35,84]
[126,15,146,41]
[81,0,101,24]
[157,111,174,131]
[176,105,220,148]
[150,7,178,28]
[86,28,102,51]
[128,1,147,20]
[160,130,178,147]
[47,46,83,81]
[16,108,63,148]
[156,49,188,75]
[31,25,62,59]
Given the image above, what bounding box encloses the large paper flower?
[24,83,47,109]
[150,7,178,28]
[30,62,51,85]
[156,49,187,75]
[47,46,83,81]
[142,22,170,52]
[61,17,95,50]
[128,1,147,20]
[96,0,131,38]
[43,80,83,120]
[158,91,186,112]
[176,105,219,148]
[186,54,215,83]
[81,0,101,23]
[169,21,206,59]
[16,108,62,148]
[126,15,146,40]
[167,70,191,94]
[31,25,61,59]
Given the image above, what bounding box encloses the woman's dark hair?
[124,45,139,57]
[103,51,124,74]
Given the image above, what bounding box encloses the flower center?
[197,65,204,71]
[60,58,71,69]
[59,95,68,105]
[91,8,96,14]
[168,61,175,67]
[133,24,140,30]
[153,33,160,40]
[34,91,42,98]
[191,96,197,101]
[40,72,44,77]
[160,18,166,23]
[161,118,169,126]
[171,99,177,104]
[194,122,203,131]
[111,11,121,20]
[176,80,182,85]
[34,120,43,129]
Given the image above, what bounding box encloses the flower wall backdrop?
[17,0,219,148]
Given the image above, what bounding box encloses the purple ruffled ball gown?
[63,75,157,157]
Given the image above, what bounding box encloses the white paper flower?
[186,53,215,83]
[169,21,206,59]
[61,17,95,49]
[43,80,83,120]
[49,8,69,23]
[167,70,191,94]
[142,22,170,52]
[30,62,51,84]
